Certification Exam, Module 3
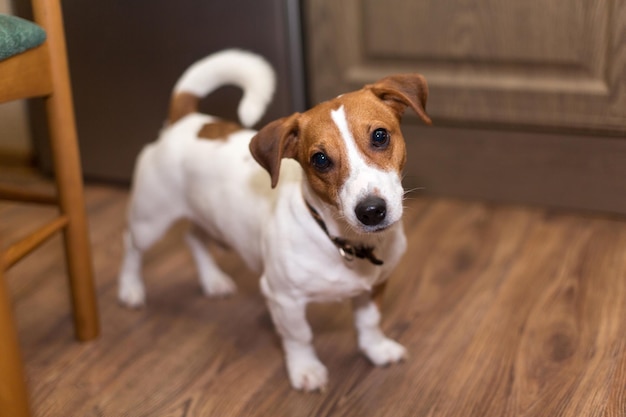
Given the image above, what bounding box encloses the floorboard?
[2,171,625,417]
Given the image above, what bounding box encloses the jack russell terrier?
[118,49,431,391]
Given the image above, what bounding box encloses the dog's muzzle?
[355,196,387,227]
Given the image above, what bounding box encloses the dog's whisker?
[404,186,425,195]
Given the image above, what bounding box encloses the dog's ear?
[367,74,432,125]
[249,113,300,188]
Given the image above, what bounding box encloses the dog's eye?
[371,128,390,149]
[311,152,332,172]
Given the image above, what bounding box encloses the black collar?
[305,200,384,266]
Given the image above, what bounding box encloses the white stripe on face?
[330,105,404,233]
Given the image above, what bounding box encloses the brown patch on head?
[292,101,350,207]
[250,73,431,205]
[293,73,430,205]
[168,92,199,124]
[249,114,300,188]
[367,74,431,125]
[197,120,243,140]
[339,89,408,173]
[288,89,409,206]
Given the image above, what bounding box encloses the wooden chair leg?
[56,176,100,342]
[34,0,99,341]
[0,269,31,417]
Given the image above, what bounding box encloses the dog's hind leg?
[118,201,181,308]
[118,230,147,308]
[185,226,237,297]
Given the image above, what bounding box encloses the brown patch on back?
[198,120,243,140]
[168,92,199,124]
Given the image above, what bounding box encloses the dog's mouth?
[352,221,397,235]
[348,214,398,237]
[358,222,393,234]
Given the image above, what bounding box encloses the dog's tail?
[168,49,276,128]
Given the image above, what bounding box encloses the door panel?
[306,0,625,133]
[304,0,626,214]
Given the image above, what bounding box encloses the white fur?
[174,49,275,128]
[353,294,407,365]
[118,50,407,391]
[331,106,405,234]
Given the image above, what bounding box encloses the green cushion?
[0,14,47,61]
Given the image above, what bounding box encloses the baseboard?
[403,124,626,216]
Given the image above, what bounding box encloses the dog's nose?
[355,196,387,226]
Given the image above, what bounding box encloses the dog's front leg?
[352,282,407,366]
[261,277,328,392]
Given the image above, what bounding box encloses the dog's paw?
[118,278,146,308]
[287,356,329,392]
[200,272,237,298]
[362,338,407,366]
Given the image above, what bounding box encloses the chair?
[0,1,100,415]
[0,260,30,417]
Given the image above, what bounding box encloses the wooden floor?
[2,170,626,417]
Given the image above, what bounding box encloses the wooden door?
[304,0,626,214]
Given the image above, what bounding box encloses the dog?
[118,49,432,391]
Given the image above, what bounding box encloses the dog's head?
[250,74,431,234]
